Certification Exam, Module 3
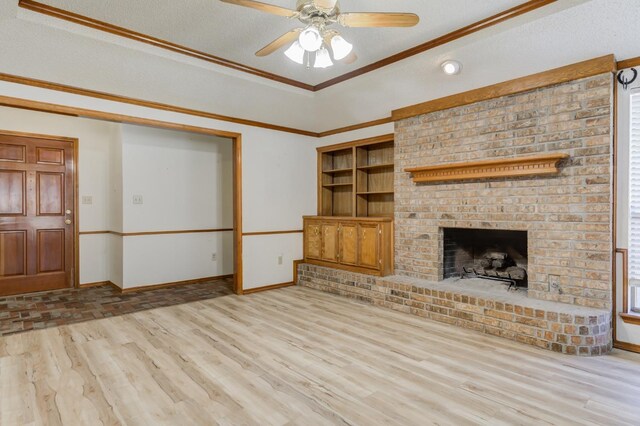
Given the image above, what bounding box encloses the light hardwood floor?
[1,286,640,425]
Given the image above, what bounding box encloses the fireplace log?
[491,259,513,269]
[488,252,508,260]
[505,266,527,281]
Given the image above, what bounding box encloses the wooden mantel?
[405,153,569,183]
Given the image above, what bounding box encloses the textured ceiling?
[36,0,523,85]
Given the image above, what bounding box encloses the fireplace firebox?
[443,228,528,288]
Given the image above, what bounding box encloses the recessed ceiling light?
[441,60,462,76]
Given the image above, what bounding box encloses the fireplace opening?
[443,228,528,288]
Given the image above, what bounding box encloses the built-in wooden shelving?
[323,183,353,188]
[356,163,394,171]
[324,167,353,174]
[318,134,394,218]
[356,191,394,195]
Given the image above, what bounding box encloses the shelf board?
[356,163,394,171]
[323,183,353,188]
[356,191,394,195]
[323,168,353,174]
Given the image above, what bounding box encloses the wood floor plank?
[1,286,640,425]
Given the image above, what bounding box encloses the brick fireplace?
[299,72,614,355]
[395,73,613,311]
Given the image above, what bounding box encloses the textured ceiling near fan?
[36,0,523,85]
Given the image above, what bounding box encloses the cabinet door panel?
[321,223,339,262]
[305,222,322,259]
[358,223,379,269]
[340,223,357,265]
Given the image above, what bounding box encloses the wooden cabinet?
[305,222,322,260]
[321,223,339,262]
[358,223,380,269]
[340,223,358,265]
[303,216,393,276]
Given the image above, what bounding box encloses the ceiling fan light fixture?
[441,60,462,76]
[314,47,333,68]
[330,35,353,60]
[299,26,323,52]
[284,41,305,64]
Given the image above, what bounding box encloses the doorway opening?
[0,108,243,296]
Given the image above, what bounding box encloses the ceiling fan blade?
[313,0,338,10]
[338,12,419,28]
[342,51,357,64]
[255,29,301,56]
[219,0,297,17]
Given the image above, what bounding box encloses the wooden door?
[358,223,379,269]
[0,133,75,296]
[339,223,357,265]
[321,223,338,262]
[305,221,322,260]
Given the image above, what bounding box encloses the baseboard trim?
[79,280,113,288]
[120,274,234,294]
[242,282,295,294]
[79,275,233,294]
[614,340,640,354]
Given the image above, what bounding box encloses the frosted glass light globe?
[330,35,353,60]
[284,41,305,64]
[314,47,333,68]
[299,27,323,52]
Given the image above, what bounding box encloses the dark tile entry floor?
[0,277,234,337]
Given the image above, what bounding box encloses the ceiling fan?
[220,0,419,68]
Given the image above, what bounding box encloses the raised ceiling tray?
[405,153,569,183]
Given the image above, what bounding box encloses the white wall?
[0,81,319,291]
[123,232,234,287]
[118,124,234,288]
[240,125,318,289]
[615,68,640,345]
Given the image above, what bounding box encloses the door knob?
[65,219,72,225]
[66,210,72,215]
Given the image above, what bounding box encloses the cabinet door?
[305,222,322,259]
[339,223,357,265]
[358,223,380,269]
[321,223,339,262]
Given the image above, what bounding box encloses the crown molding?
[0,54,621,139]
[392,55,617,121]
[0,71,397,137]
[0,72,318,136]
[18,0,314,91]
[17,0,557,93]
[317,117,393,137]
[617,56,640,70]
[314,0,558,91]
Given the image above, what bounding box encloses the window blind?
[629,91,640,281]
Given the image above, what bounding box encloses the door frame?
[0,102,244,295]
[0,129,79,289]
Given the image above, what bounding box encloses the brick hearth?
[298,264,611,356]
